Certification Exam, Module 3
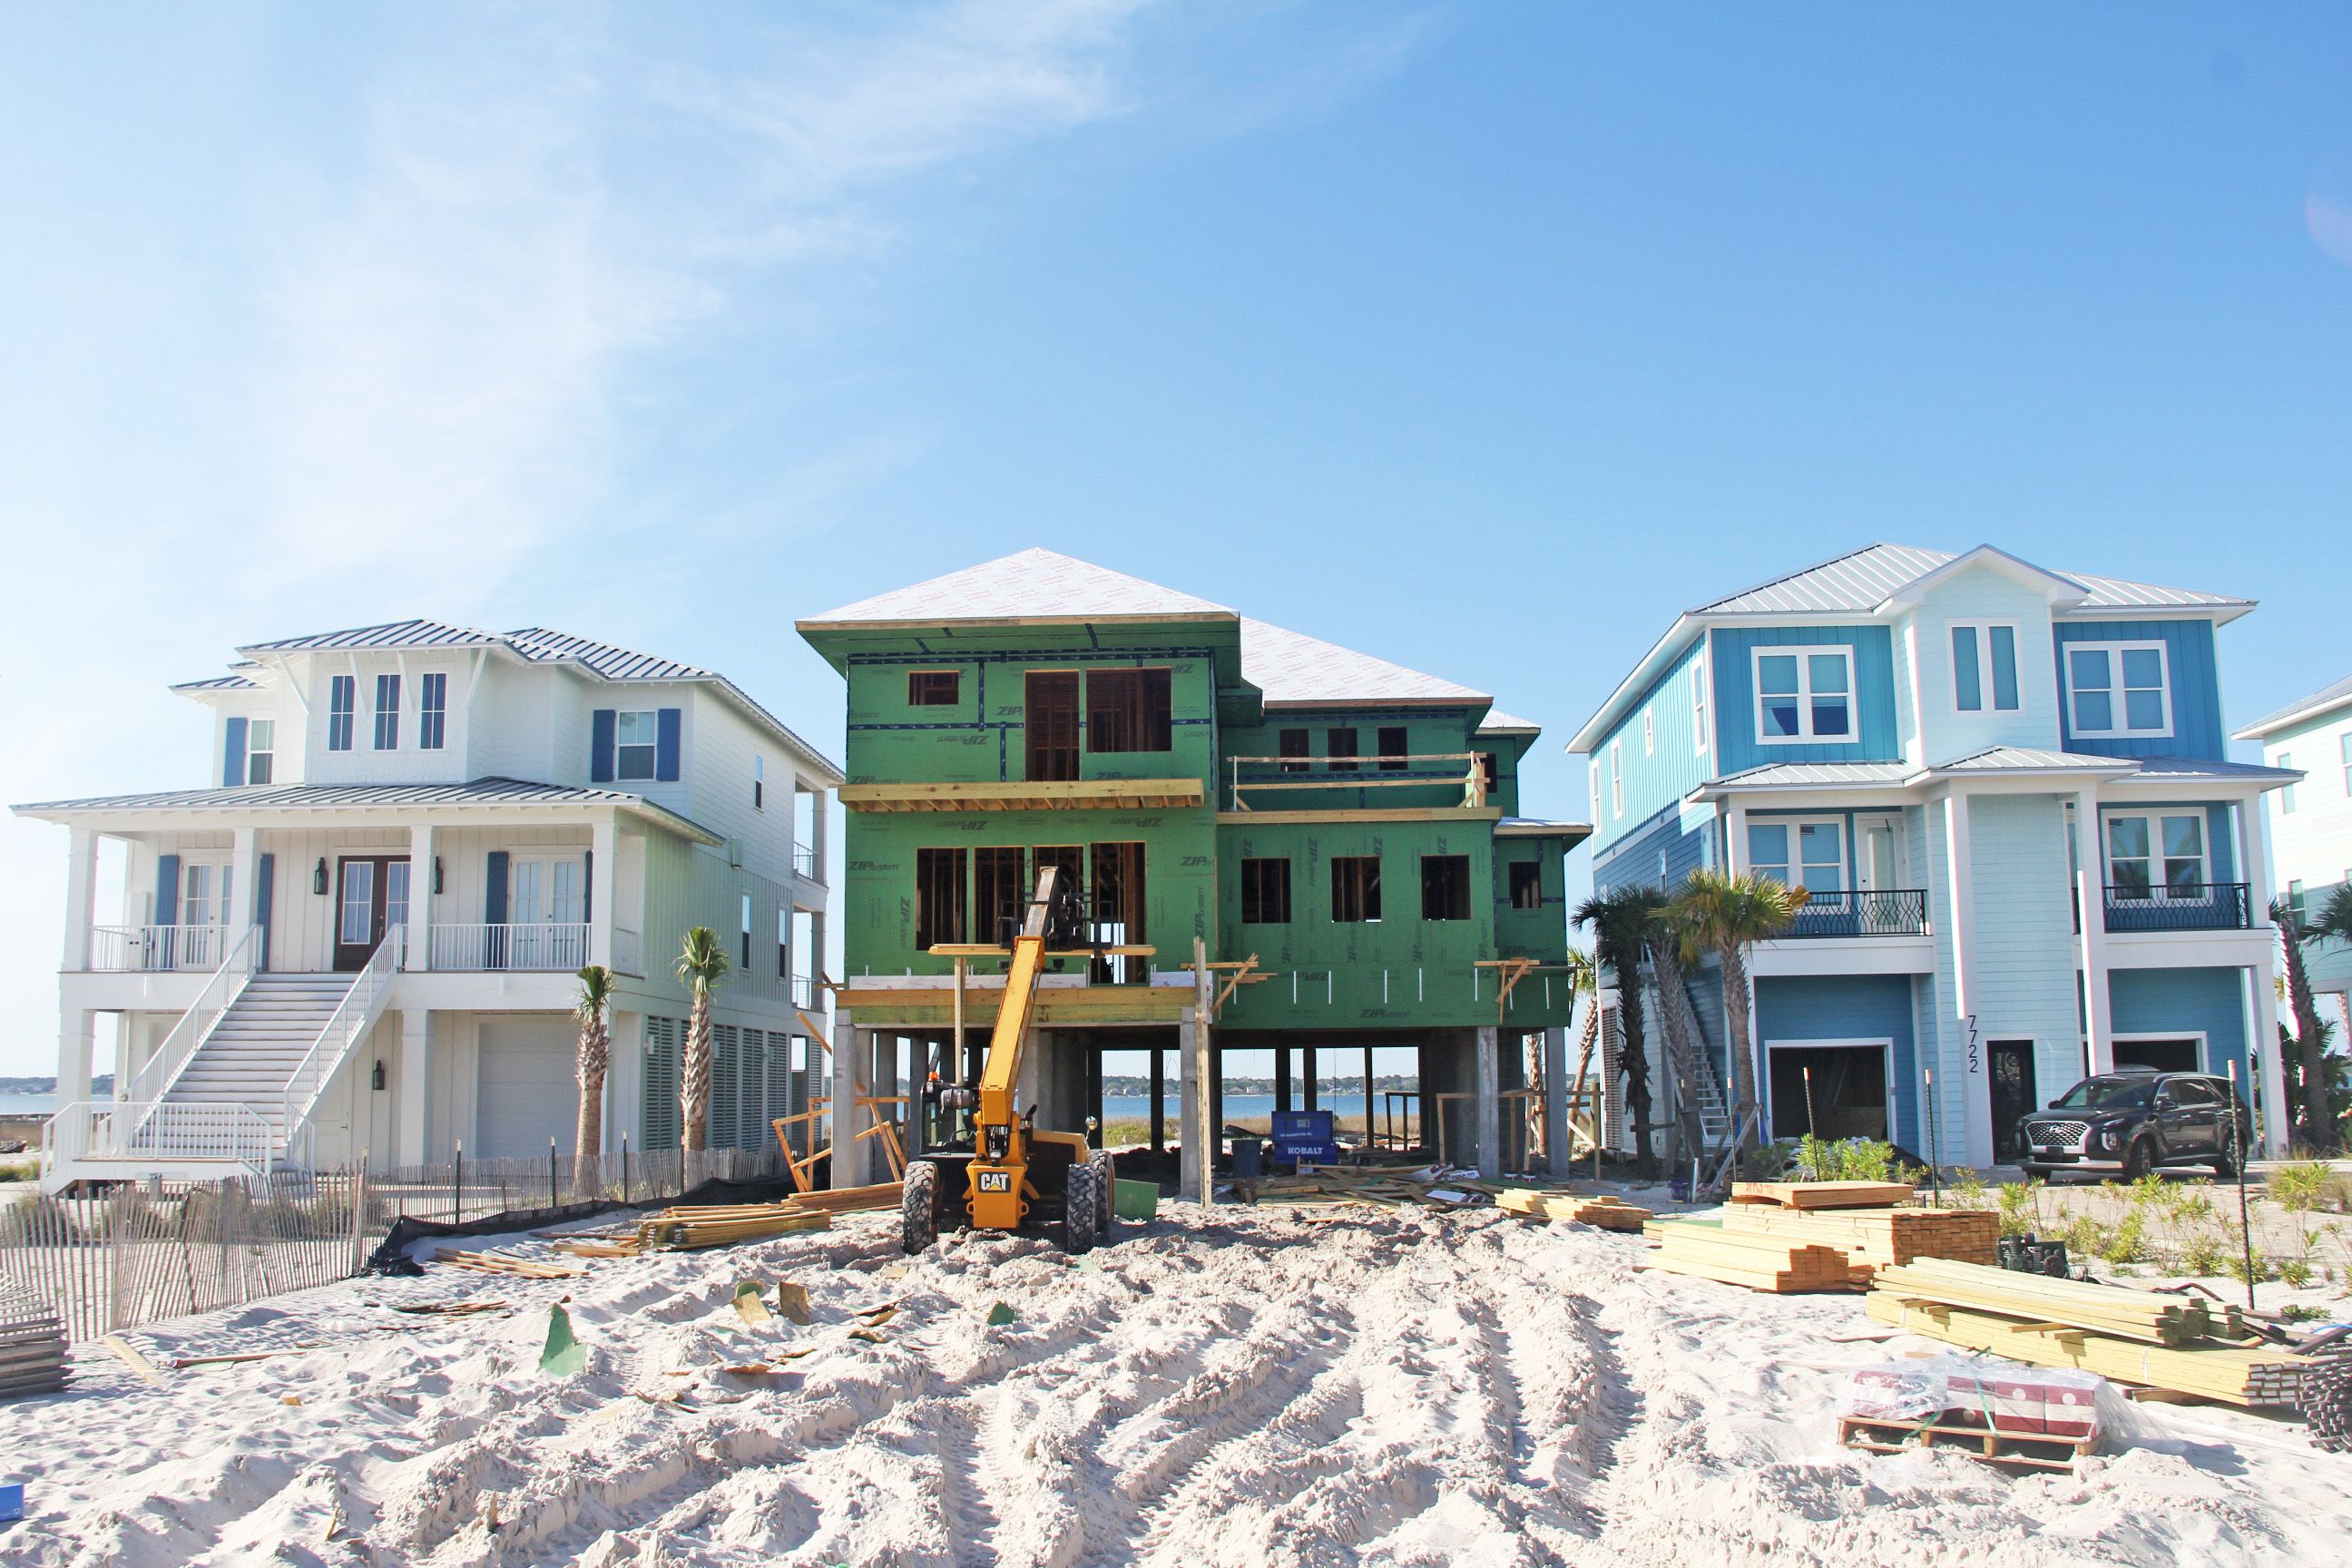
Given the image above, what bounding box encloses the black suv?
[2016,1068,2252,1181]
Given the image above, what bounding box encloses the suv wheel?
[2122,1137,2156,1181]
[2211,1143,2239,1179]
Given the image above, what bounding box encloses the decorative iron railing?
[2102,883,2251,934]
[1779,889,1930,938]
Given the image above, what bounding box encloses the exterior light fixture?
[313,858,328,895]
[433,856,444,895]
[371,1059,387,1092]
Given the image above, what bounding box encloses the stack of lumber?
[1497,1189,1653,1231]
[1730,1180,1916,1210]
[1865,1259,2304,1407]
[1720,1204,1998,1272]
[432,1250,584,1279]
[1243,1169,1490,1211]
[1647,1220,1858,1293]
[0,1285,68,1400]
[637,1180,901,1251]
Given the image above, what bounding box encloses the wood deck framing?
[838,779,1206,812]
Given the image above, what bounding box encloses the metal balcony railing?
[1779,889,1929,938]
[87,924,237,972]
[2103,883,2252,934]
[792,841,818,879]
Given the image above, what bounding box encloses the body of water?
[0,1093,54,1116]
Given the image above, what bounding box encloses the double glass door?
[335,857,410,971]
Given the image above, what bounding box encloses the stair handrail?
[278,929,403,1162]
[1642,937,1720,1161]
[121,924,261,1119]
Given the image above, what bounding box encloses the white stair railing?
[119,925,260,1121]
[278,929,403,1165]
[43,1101,272,1184]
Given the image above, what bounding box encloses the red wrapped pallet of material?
[1843,1356,2104,1443]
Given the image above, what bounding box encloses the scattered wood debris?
[1498,1189,1652,1231]
[634,1181,900,1252]
[432,1250,584,1280]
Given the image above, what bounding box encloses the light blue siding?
[2108,966,2249,1083]
[1592,804,1712,897]
[1755,975,1921,1150]
[1588,637,1710,856]
[1712,625,1902,774]
[2053,619,2227,760]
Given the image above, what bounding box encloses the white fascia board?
[2099,772,2296,799]
[12,797,722,845]
[1874,543,2090,612]
[1689,783,1916,810]
[2233,691,2352,742]
[2061,603,2254,628]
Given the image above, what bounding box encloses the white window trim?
[1609,740,1623,818]
[2063,639,2173,740]
[2102,808,2211,901]
[615,709,661,782]
[1692,653,1710,755]
[1750,645,1858,746]
[2280,752,2296,814]
[1762,1038,1896,1145]
[1948,619,2023,714]
[1642,710,1655,757]
[1746,815,1848,894]
[246,719,276,786]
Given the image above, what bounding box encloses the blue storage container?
[1270,1110,1333,1144]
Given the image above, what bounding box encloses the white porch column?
[1725,802,1749,877]
[2249,961,2288,1158]
[1940,791,1991,1168]
[2073,789,2112,1077]
[589,815,618,968]
[62,827,98,972]
[230,826,258,943]
[407,823,435,971]
[397,1008,433,1165]
[1544,1025,1572,1178]
[58,1007,96,1107]
[1475,1025,1502,1177]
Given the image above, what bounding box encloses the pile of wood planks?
[1730,1180,1916,1210]
[1645,1220,1860,1292]
[1241,1169,1502,1211]
[432,1250,584,1279]
[1720,1204,1998,1270]
[1497,1190,1653,1231]
[635,1180,901,1251]
[1865,1260,2304,1406]
[0,1286,69,1399]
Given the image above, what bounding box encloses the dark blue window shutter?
[254,853,275,971]
[222,718,248,788]
[655,708,681,781]
[582,849,593,925]
[485,851,509,924]
[155,854,181,926]
[590,710,616,782]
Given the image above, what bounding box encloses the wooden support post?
[1275,1044,1291,1113]
[1363,1044,1375,1151]
[1475,1026,1502,1178]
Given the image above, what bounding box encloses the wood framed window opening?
[915,848,968,950]
[1326,728,1359,774]
[908,670,961,707]
[1420,855,1472,921]
[1279,728,1311,774]
[1508,860,1544,911]
[1240,858,1291,924]
[1024,671,1081,781]
[1331,855,1381,923]
[1085,668,1172,753]
[973,846,1025,945]
[1088,841,1146,982]
[1377,727,1409,772]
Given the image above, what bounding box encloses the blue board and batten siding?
[1755,975,1922,1151]
[2107,967,2250,1083]
[2053,620,2228,761]
[1592,806,1712,897]
[1589,637,1711,857]
[1710,625,1902,774]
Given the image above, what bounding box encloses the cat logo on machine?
[975,1170,1013,1194]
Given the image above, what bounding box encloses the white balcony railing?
[426,922,592,973]
[790,972,818,1010]
[45,1100,273,1173]
[792,840,818,879]
[117,926,260,1113]
[88,924,239,972]
[280,930,401,1167]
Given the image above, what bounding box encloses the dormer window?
[373,673,401,750]
[419,672,447,750]
[615,710,660,780]
[1755,649,1853,743]
[1951,622,2020,712]
[2066,642,2171,739]
[328,675,355,751]
[246,720,275,785]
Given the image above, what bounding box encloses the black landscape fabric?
[364,1175,807,1275]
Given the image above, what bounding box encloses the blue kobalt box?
[0,1484,23,1524]
[1270,1110,1338,1165]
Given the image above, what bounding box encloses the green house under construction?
[797,550,1592,1192]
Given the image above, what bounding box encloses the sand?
[3,1202,2348,1566]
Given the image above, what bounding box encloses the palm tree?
[1540,947,1600,1164]
[1664,869,1809,1152]
[573,965,614,1189]
[2278,893,2346,1154]
[1574,886,1671,1173]
[675,926,731,1154]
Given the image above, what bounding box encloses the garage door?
[476,1019,580,1160]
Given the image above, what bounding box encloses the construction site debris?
[1645,1221,1857,1293]
[1497,1189,1652,1231]
[1720,1204,1998,1269]
[434,1250,584,1279]
[540,1304,587,1377]
[1870,1259,2239,1347]
[635,1181,900,1252]
[1730,1181,1916,1210]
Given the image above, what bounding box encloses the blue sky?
[2,3,2347,1074]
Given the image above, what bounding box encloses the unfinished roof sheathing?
[1240,618,1489,709]
[799,548,1236,629]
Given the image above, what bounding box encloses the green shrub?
[1950,1170,1988,1211]
[1995,1180,2041,1240]
[2179,1231,2228,1277]
[2269,1161,2334,1214]
[1792,1136,1896,1183]
[2278,1258,2315,1289]
[2062,1214,2106,1258]
[2228,1250,2272,1286]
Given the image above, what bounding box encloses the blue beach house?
[1569,544,2298,1168]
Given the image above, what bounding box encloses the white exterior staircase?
[43,931,401,1191]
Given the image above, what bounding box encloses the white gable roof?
[1240,618,1487,708]
[799,548,1235,628]
[1695,543,2249,618]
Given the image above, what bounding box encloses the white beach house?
[15,621,843,1191]
[2237,671,2352,1027]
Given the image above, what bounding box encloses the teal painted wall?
[1588,635,1709,855]
[1711,624,1902,772]
[1755,974,1921,1150]
[2107,965,2249,1082]
[2053,618,2227,760]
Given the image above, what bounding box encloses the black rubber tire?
[1063,1160,1101,1255]
[1089,1150,1117,1241]
[902,1160,939,1255]
[2211,1144,2239,1179]
[2122,1139,2156,1181]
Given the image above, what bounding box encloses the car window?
[2051,1075,2157,1111]
[2167,1079,2220,1107]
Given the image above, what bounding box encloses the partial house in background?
[15,622,842,1191]
[1569,544,2299,1168]
[2237,672,2352,1031]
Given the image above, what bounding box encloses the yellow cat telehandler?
[901,867,1117,1254]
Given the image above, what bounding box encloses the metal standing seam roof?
[1701,761,1916,792]
[168,674,261,693]
[1478,709,1541,734]
[1933,747,2136,773]
[2235,672,2352,740]
[10,777,724,839]
[1693,544,2251,618]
